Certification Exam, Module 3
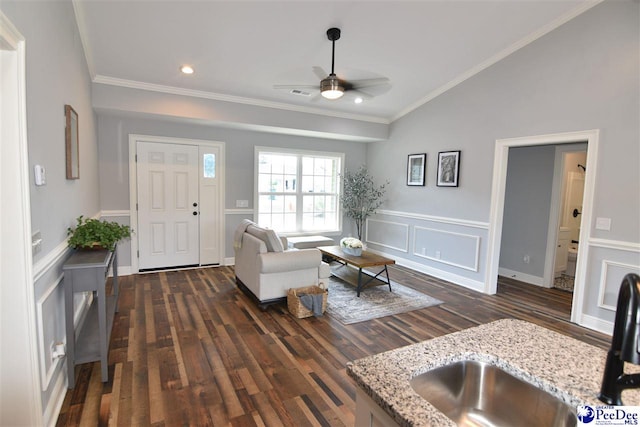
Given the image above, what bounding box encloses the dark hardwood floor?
[56,265,610,427]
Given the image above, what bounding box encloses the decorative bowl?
[343,246,362,256]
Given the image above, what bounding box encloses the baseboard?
[368,248,485,293]
[498,268,546,287]
[579,313,613,336]
[114,265,133,277]
[42,365,67,427]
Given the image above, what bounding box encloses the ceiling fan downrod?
[321,27,344,100]
[327,27,341,76]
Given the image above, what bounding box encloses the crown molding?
[391,0,604,122]
[92,75,390,125]
[72,0,95,79]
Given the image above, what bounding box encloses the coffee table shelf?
[318,245,395,297]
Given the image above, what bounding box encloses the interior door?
[137,141,199,270]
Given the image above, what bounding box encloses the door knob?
[193,202,198,207]
[193,211,198,216]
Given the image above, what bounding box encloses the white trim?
[486,129,599,329]
[101,209,130,217]
[33,240,71,283]
[129,134,226,273]
[368,247,485,293]
[377,209,489,229]
[94,75,389,125]
[225,208,254,215]
[391,0,603,121]
[365,219,409,252]
[42,370,67,427]
[579,313,613,336]
[71,0,95,78]
[597,260,640,312]
[498,268,545,287]
[413,226,481,272]
[589,238,640,252]
[0,12,44,425]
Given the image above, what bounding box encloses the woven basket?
[287,285,328,318]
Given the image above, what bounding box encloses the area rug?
[325,276,443,324]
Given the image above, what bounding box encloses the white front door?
[137,141,200,270]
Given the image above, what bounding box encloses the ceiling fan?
[274,27,390,101]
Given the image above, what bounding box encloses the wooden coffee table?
[318,245,395,297]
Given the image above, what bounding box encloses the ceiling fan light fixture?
[320,76,344,100]
[180,65,194,74]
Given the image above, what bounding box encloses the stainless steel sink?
[409,360,577,427]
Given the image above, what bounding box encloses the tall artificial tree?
[340,166,388,241]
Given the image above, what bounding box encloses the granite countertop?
[347,319,640,427]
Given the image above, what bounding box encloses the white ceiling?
[74,0,599,123]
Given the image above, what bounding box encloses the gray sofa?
[233,220,330,309]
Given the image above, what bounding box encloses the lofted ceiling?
[74,0,600,123]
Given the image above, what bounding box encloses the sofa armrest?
[258,249,321,274]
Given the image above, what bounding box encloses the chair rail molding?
[376,209,489,229]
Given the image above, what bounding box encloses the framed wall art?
[436,150,460,187]
[407,153,426,186]
[65,104,79,179]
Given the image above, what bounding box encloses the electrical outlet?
[51,341,65,360]
[435,251,441,259]
[236,200,249,208]
[32,231,42,255]
[421,247,426,256]
[523,255,530,264]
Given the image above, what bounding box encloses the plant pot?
[342,246,362,256]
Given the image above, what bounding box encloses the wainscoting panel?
[413,226,481,272]
[365,219,409,252]
[598,260,640,311]
[366,211,489,288]
[36,275,66,391]
[583,239,640,328]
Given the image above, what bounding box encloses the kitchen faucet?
[598,273,640,405]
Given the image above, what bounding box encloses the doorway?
[128,135,225,273]
[552,148,587,292]
[486,129,600,325]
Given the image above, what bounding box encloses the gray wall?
[97,113,368,262]
[366,0,639,324]
[2,0,100,423]
[500,145,555,280]
[3,0,101,259]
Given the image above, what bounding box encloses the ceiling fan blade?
[312,66,328,80]
[350,77,390,89]
[309,92,323,102]
[349,89,374,99]
[273,84,319,90]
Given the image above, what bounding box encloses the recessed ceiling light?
[181,65,194,74]
[354,97,364,104]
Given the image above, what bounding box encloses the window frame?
[254,146,344,236]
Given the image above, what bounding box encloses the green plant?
[340,166,388,240]
[67,215,132,251]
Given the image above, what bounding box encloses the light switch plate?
[595,217,611,231]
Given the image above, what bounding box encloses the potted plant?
[67,215,132,251]
[340,166,388,241]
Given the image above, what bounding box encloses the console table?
[63,248,118,388]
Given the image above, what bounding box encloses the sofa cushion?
[246,224,284,252]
